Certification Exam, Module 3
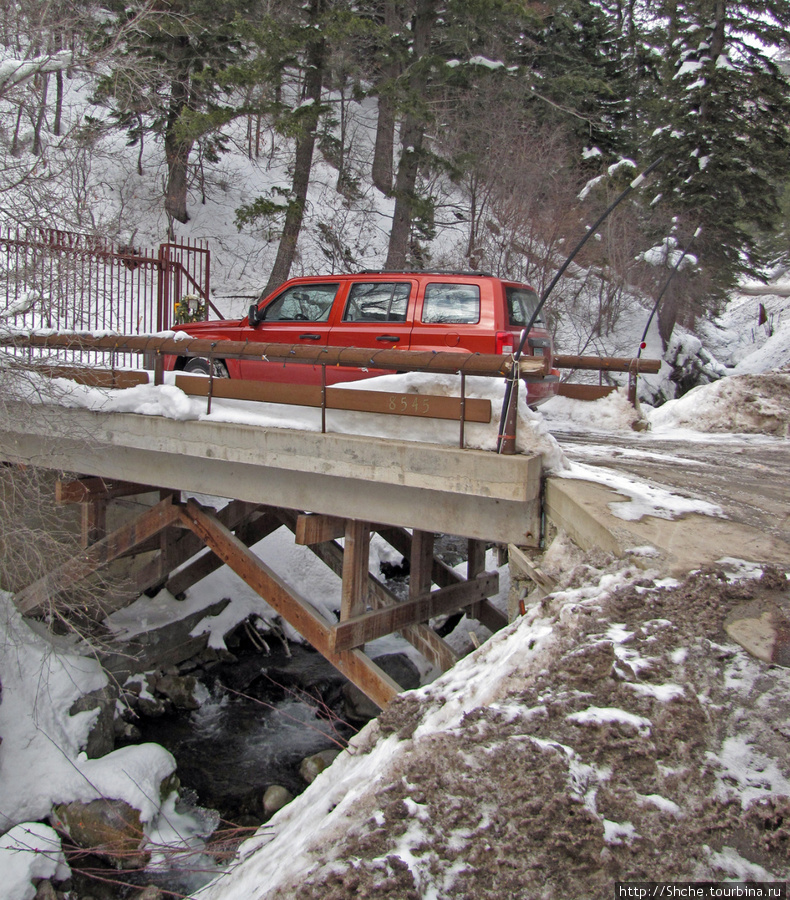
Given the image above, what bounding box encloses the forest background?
[1,0,790,355]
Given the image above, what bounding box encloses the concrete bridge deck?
[4,395,786,707]
[0,402,541,546]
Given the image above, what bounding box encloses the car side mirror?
[249,304,259,326]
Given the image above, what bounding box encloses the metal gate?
[0,227,212,362]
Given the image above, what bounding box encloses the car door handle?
[376,335,401,342]
[299,333,322,340]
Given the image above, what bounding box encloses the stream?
[135,640,355,822]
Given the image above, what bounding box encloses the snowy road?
[555,431,790,544]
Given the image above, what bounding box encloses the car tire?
[183,357,229,377]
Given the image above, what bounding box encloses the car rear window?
[421,283,480,324]
[506,286,541,326]
[260,284,338,322]
[343,282,410,322]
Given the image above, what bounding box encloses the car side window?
[260,284,338,322]
[421,283,480,324]
[506,287,540,326]
[342,282,411,323]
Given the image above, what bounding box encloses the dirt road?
[555,431,790,546]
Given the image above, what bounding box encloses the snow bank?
[542,371,790,439]
[0,823,69,900]
[0,592,179,893]
[650,373,790,436]
[541,390,643,432]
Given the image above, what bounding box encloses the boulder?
[136,887,165,900]
[100,599,231,683]
[299,748,341,784]
[152,671,201,710]
[69,684,119,759]
[34,881,58,900]
[52,797,148,868]
[263,784,294,816]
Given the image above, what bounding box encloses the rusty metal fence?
[0,227,211,364]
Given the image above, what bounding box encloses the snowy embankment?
[194,558,790,899]
[0,590,213,900]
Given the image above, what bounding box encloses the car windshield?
[506,286,541,327]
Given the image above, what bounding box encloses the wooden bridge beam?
[295,513,346,545]
[276,511,458,673]
[340,520,371,622]
[331,573,499,652]
[178,499,401,708]
[15,495,182,616]
[377,526,508,634]
[409,530,435,601]
[55,476,159,505]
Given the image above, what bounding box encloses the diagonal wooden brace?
[177,499,401,708]
[15,495,182,616]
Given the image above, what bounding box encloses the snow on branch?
[0,50,72,94]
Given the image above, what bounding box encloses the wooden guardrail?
[0,332,549,380]
[552,353,662,403]
[1,332,662,444]
[553,354,661,373]
[0,332,551,452]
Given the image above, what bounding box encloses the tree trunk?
[372,93,395,194]
[384,0,436,269]
[658,281,679,350]
[371,1,400,194]
[32,73,49,156]
[385,115,425,269]
[164,74,194,225]
[263,0,326,294]
[53,29,63,137]
[54,69,63,136]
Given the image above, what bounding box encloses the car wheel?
[183,357,229,377]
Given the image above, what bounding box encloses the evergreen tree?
[259,0,329,293]
[641,0,790,339]
[94,0,258,230]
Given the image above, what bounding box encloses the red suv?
[166,271,558,405]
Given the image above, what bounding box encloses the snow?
[566,706,653,734]
[638,235,698,269]
[0,50,72,91]
[0,590,199,891]
[0,823,69,900]
[560,460,724,521]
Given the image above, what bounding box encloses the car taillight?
[496,332,515,355]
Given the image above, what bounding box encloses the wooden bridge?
[0,332,659,707]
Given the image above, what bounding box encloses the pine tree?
[94,0,257,230]
[641,0,790,338]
